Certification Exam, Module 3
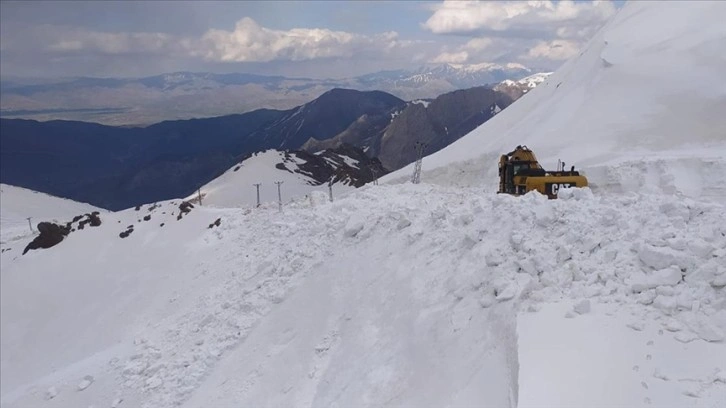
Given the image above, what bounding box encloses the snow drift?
[383,1,726,201]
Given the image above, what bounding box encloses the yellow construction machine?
[498,145,588,198]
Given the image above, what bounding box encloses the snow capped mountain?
[2,2,726,408]
[384,1,726,202]
[493,72,554,101]
[189,146,386,208]
[497,72,553,89]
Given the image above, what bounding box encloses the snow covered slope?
[0,183,104,246]
[383,1,726,200]
[2,185,724,408]
[190,149,384,208]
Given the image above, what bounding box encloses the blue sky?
[0,1,625,79]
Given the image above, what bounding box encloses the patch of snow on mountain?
[411,99,431,108]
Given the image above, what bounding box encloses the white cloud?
[46,30,179,55]
[525,39,580,61]
[423,0,616,38]
[22,18,415,65]
[423,1,616,66]
[197,18,408,62]
[432,51,469,64]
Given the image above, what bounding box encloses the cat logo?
[547,183,573,196]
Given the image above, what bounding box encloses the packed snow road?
[2,183,724,407]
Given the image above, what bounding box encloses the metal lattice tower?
[411,141,427,184]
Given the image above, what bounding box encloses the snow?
[382,1,726,201]
[186,150,355,208]
[0,183,104,246]
[519,302,726,408]
[2,2,726,408]
[410,99,431,108]
[2,183,725,408]
[338,154,360,169]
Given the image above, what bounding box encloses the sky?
[0,0,625,79]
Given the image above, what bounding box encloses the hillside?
[304,86,515,170]
[0,89,400,210]
[0,184,104,246]
[382,2,726,201]
[190,146,387,208]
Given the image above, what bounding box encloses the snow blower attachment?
[498,145,588,198]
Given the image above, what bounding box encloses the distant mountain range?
[0,72,549,210]
[0,63,533,125]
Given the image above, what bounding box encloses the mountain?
[0,63,532,126]
[191,145,387,208]
[247,89,405,149]
[0,89,400,210]
[493,72,554,101]
[2,3,726,408]
[304,86,515,170]
[381,3,726,201]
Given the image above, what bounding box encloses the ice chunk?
[630,266,682,292]
[574,299,591,314]
[652,266,683,286]
[396,218,411,230]
[344,221,364,238]
[653,295,678,314]
[478,294,496,308]
[638,244,689,270]
[496,284,517,301]
[663,318,684,332]
[534,204,555,226]
[77,375,94,391]
[712,273,726,288]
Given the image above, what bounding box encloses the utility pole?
[371,167,379,186]
[253,183,261,208]
[27,217,33,233]
[328,178,334,202]
[411,141,427,184]
[197,188,203,206]
[275,181,284,212]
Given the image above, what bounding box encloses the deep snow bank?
[2,183,724,407]
[382,1,726,199]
